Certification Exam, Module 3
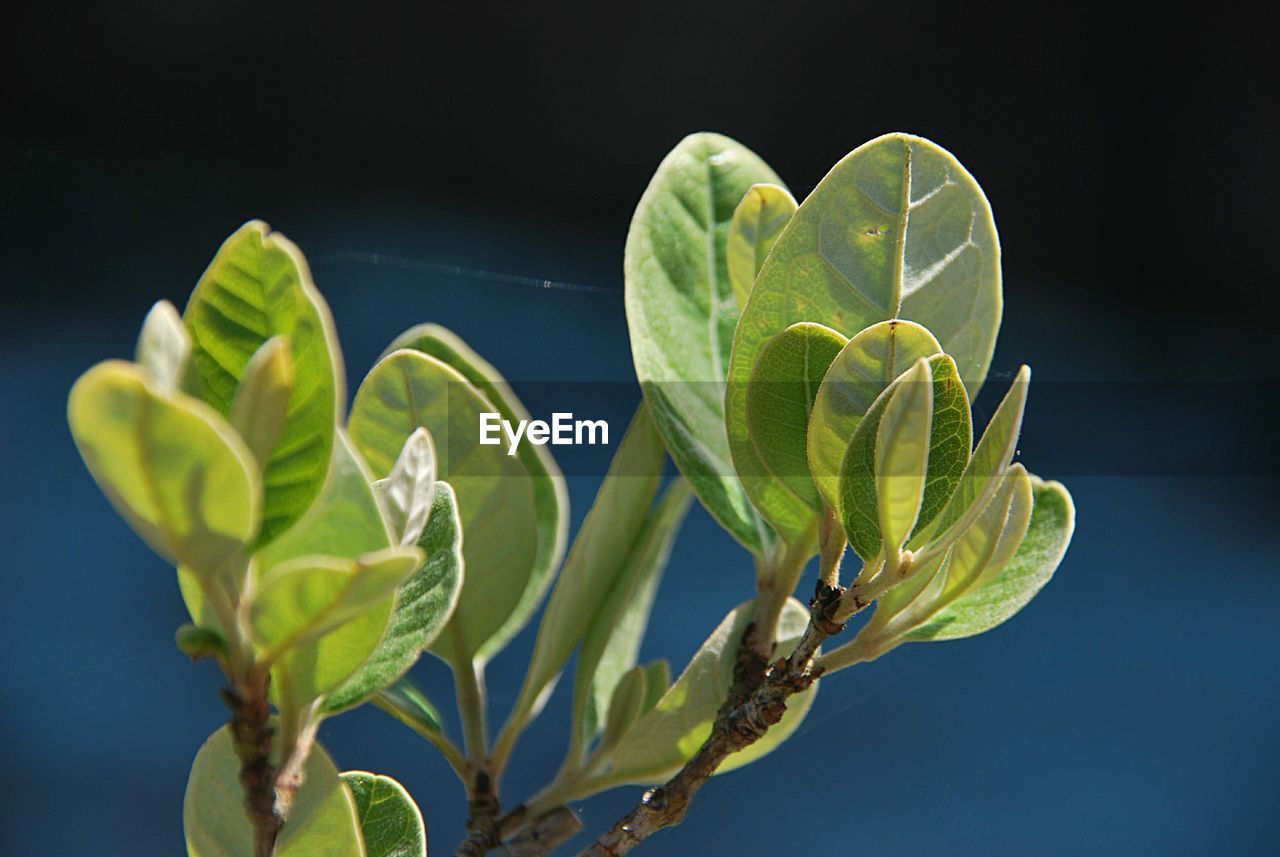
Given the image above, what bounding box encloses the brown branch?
[221,676,283,857]
[579,581,847,857]
[494,806,583,856]
[456,769,503,857]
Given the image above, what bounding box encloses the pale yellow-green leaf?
[744,322,847,512]
[230,336,295,469]
[727,183,797,308]
[602,597,816,785]
[183,220,345,543]
[381,324,567,664]
[625,133,784,555]
[808,320,942,509]
[68,360,260,574]
[136,300,196,393]
[376,428,437,547]
[728,134,1001,549]
[874,358,934,559]
[184,727,364,857]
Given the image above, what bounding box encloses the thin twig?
[456,768,503,857]
[578,581,848,856]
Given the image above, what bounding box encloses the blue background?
[3,158,1278,855]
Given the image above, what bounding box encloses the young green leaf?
[326,481,464,714]
[184,221,345,543]
[570,478,693,761]
[808,320,942,509]
[600,597,817,785]
[251,548,423,656]
[376,677,447,739]
[906,475,1072,641]
[874,358,934,565]
[174,624,227,662]
[839,355,969,563]
[625,132,784,555]
[254,431,396,570]
[727,183,797,308]
[927,365,1030,546]
[135,300,195,393]
[230,336,295,469]
[504,406,665,745]
[185,727,364,857]
[340,772,427,857]
[600,665,649,755]
[640,660,670,715]
[68,360,261,573]
[381,323,568,663]
[349,347,560,667]
[745,322,847,511]
[728,134,1001,549]
[376,428,437,547]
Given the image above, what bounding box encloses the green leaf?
[376,428,437,547]
[326,481,464,714]
[184,221,344,543]
[376,678,447,738]
[600,665,649,754]
[255,431,396,569]
[838,355,971,563]
[175,624,227,661]
[602,597,817,785]
[136,300,196,393]
[640,660,670,714]
[624,133,784,555]
[184,726,364,857]
[253,547,422,704]
[251,547,422,655]
[728,134,1001,547]
[341,772,427,857]
[727,183,797,308]
[874,358,934,562]
[509,406,665,736]
[570,478,693,760]
[807,320,942,509]
[381,324,567,663]
[907,475,1072,641]
[68,360,261,574]
[928,365,1030,544]
[230,336,295,469]
[744,322,847,511]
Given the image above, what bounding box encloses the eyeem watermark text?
[480,412,609,456]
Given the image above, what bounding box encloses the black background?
[7,2,1278,326]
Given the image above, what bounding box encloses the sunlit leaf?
[183,222,344,543]
[600,665,649,755]
[744,322,847,511]
[349,347,558,666]
[136,300,196,393]
[728,134,1001,547]
[874,358,934,562]
[376,677,447,739]
[68,360,260,574]
[184,727,364,857]
[808,320,942,509]
[727,183,797,308]
[601,597,817,785]
[625,133,784,555]
[230,336,295,469]
[341,772,427,857]
[326,482,464,714]
[382,324,567,663]
[907,475,1072,641]
[376,428,437,548]
[508,406,665,738]
[927,365,1029,545]
[839,355,970,562]
[570,478,693,760]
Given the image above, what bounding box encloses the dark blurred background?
[3,2,1278,854]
